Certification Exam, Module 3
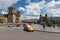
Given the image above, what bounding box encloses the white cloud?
[22,0,46,19]
[1,11,8,14]
[18,7,25,11]
[45,0,60,17]
[46,0,55,8]
[21,15,39,20]
[0,0,19,10]
[21,0,60,19]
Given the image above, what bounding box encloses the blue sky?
[0,0,53,13]
[0,0,60,19]
[13,0,57,14]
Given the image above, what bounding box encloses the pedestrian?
[42,22,45,30]
[53,24,55,29]
[53,21,55,29]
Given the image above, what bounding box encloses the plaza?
[0,26,60,40]
[0,24,59,40]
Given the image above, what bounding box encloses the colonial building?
[8,6,21,23]
[0,6,21,23]
[8,6,16,23]
[15,11,21,23]
[0,14,7,23]
[38,14,47,24]
[38,14,60,24]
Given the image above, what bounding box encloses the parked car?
[8,23,15,27]
[16,23,20,27]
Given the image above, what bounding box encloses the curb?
[34,30,60,34]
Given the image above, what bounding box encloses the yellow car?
[23,24,34,32]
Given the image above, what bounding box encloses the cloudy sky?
[0,0,60,20]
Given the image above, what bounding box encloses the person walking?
[53,21,55,29]
[53,24,55,29]
[42,22,45,30]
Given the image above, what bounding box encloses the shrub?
[47,20,53,27]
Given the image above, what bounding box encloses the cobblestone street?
[0,27,60,40]
[0,24,60,40]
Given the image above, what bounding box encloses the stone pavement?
[0,28,60,40]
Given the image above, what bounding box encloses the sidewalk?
[32,24,60,33]
[42,27,60,33]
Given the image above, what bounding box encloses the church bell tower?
[16,11,21,23]
[8,6,16,23]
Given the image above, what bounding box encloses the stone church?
[38,14,47,24]
[0,6,21,23]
